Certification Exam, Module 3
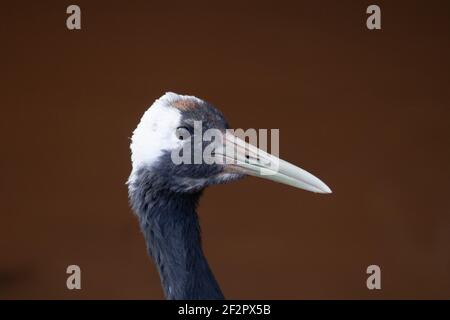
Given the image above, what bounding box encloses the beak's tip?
[318,184,332,194]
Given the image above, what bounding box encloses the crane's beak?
[216,132,332,194]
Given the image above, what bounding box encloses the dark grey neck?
[129,174,224,300]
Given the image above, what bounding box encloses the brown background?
[1,0,449,299]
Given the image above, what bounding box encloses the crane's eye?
[175,126,191,140]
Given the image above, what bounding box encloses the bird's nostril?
[245,154,260,162]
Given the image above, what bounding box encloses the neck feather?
[129,173,224,300]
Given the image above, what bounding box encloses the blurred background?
[0,0,449,299]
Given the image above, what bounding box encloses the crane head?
[128,92,331,195]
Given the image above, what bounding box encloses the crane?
[128,92,331,299]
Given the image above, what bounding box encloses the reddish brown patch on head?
[172,98,199,111]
